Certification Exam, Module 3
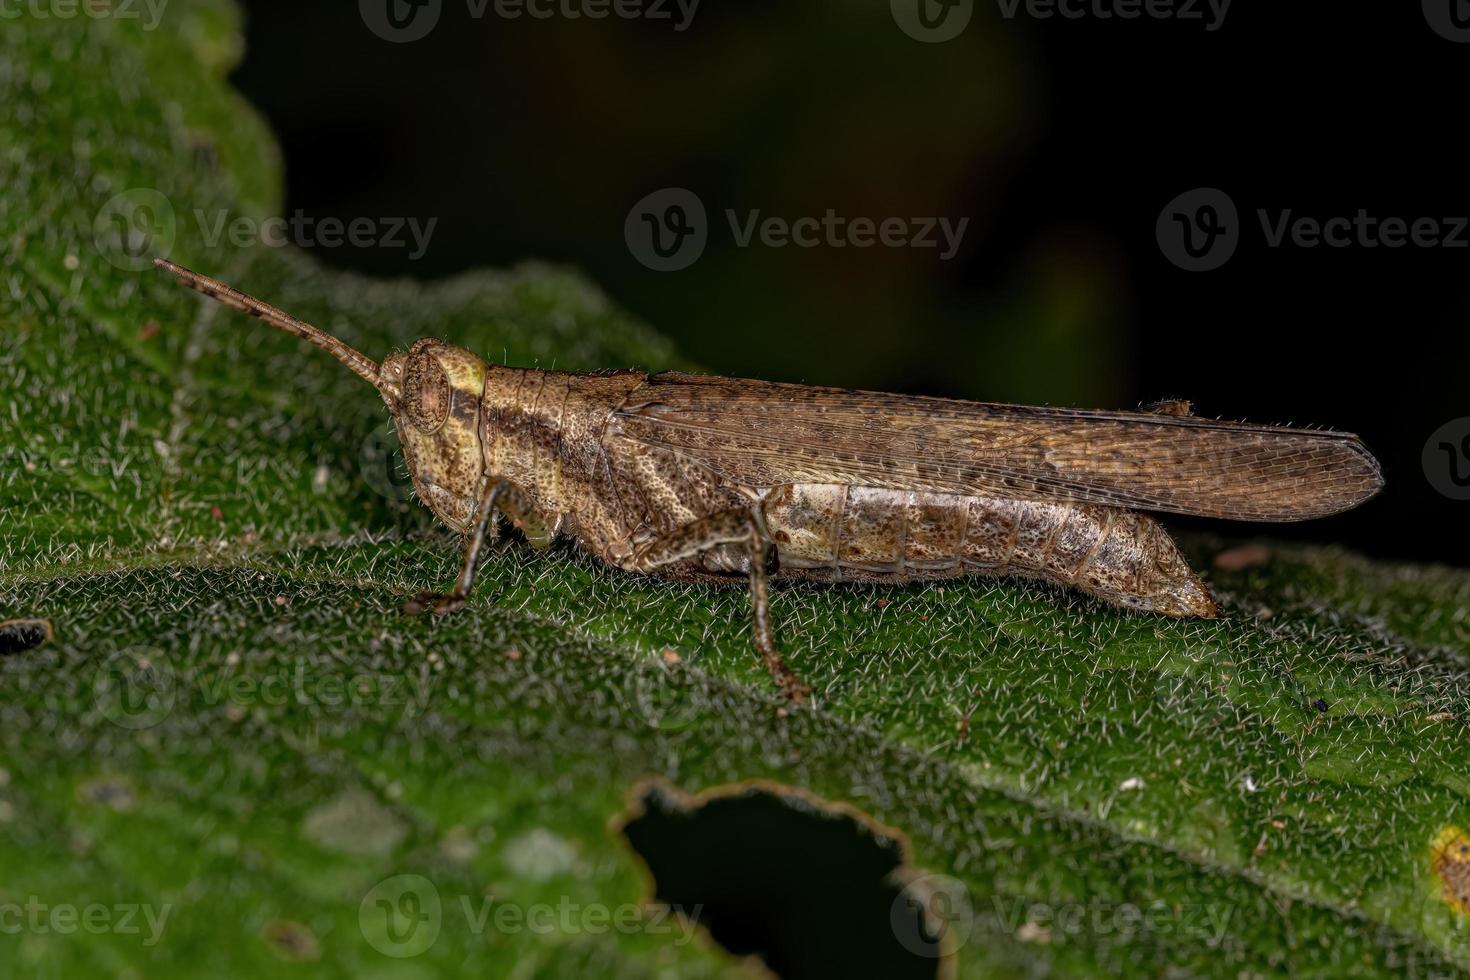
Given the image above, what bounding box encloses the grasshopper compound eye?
[402,351,451,433]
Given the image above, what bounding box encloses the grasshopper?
[156,260,1383,701]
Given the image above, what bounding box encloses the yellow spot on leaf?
[1431,825,1470,915]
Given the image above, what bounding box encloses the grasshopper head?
[380,339,488,531]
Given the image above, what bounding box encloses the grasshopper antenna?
[154,258,382,388]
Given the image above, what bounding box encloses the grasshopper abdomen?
[760,485,1217,617]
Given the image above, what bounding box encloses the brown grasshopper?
[156,260,1383,701]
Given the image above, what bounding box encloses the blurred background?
[232,0,1469,565]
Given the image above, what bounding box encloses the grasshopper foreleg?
[404,478,548,616]
[632,508,810,704]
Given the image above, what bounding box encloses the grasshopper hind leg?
[630,508,810,704]
[746,533,811,704]
[404,479,548,617]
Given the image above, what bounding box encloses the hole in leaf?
[617,778,946,980]
[0,619,52,655]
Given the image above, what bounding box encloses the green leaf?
[3,6,1470,977]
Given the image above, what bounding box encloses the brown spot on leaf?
[263,920,319,961]
[1431,826,1470,916]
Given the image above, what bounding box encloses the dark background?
[232,0,1470,565]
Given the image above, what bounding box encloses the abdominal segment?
[761,484,1218,618]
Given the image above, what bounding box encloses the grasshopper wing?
[610,372,1382,522]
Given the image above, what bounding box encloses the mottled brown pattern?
[761,486,1213,616]
[379,352,1230,616]
[469,364,1312,618]
[156,261,1385,693]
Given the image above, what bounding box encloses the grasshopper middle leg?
[404,478,549,616]
[632,508,810,704]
